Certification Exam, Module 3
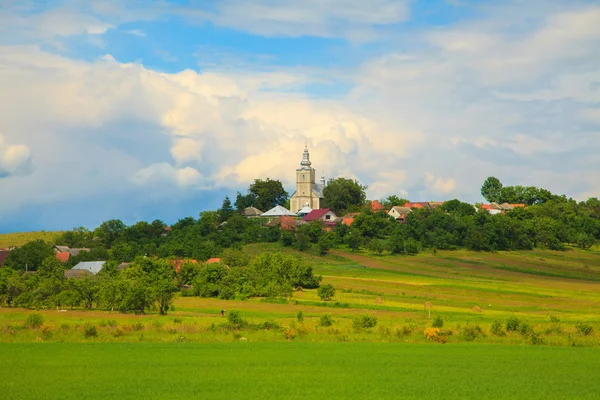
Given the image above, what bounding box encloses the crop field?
[1,342,599,400]
[0,231,63,248]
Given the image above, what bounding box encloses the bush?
[431,316,443,328]
[132,322,144,331]
[519,322,532,336]
[396,325,414,337]
[352,314,378,330]
[530,332,544,345]
[319,314,334,327]
[83,323,98,338]
[296,310,304,323]
[172,317,183,324]
[227,310,246,330]
[25,313,44,329]
[462,325,484,342]
[258,320,280,330]
[576,322,594,336]
[506,317,520,332]
[491,320,505,336]
[317,284,336,301]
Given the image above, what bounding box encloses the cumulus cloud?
[131,163,204,188]
[425,173,456,195]
[0,134,33,178]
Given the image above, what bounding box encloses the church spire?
[300,145,312,168]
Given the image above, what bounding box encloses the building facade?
[289,146,325,213]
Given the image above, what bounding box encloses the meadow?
[1,342,599,399]
[0,231,63,248]
[1,244,599,346]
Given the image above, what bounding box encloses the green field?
[1,342,599,399]
[0,231,63,248]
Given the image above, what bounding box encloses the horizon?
[1,0,599,233]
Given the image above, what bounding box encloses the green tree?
[382,195,409,208]
[248,178,289,212]
[318,233,333,256]
[218,196,235,222]
[94,219,126,248]
[3,240,55,271]
[323,177,367,214]
[481,177,503,203]
[317,284,336,301]
[347,230,363,252]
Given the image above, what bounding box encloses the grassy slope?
[1,343,599,400]
[0,231,63,248]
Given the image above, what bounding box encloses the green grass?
[0,231,63,248]
[1,343,599,399]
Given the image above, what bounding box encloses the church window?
[302,174,305,181]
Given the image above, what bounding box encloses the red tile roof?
[369,200,385,211]
[205,258,221,264]
[56,252,71,263]
[169,259,198,273]
[303,208,332,221]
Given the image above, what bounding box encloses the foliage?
[227,310,247,330]
[317,284,335,301]
[319,314,334,327]
[352,314,378,330]
[83,323,98,338]
[296,310,304,323]
[245,179,289,212]
[491,320,506,336]
[4,240,55,271]
[506,317,520,332]
[323,177,367,214]
[25,313,44,328]
[462,325,484,342]
[575,322,593,336]
[481,177,503,203]
[431,315,443,328]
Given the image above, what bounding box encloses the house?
[56,252,71,263]
[53,246,90,257]
[161,226,172,236]
[266,215,297,231]
[404,202,443,210]
[64,269,94,279]
[289,146,326,213]
[341,212,360,226]
[117,262,132,272]
[0,248,11,267]
[71,261,106,275]
[243,207,263,218]
[368,200,385,212]
[205,258,221,264]
[296,205,313,218]
[388,206,412,222]
[261,205,297,218]
[170,259,198,273]
[479,203,503,215]
[303,208,338,223]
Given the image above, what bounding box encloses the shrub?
[519,322,532,336]
[506,317,520,332]
[491,320,505,336]
[317,284,336,301]
[576,322,593,336]
[396,325,414,337]
[112,328,124,337]
[60,323,70,333]
[151,320,164,329]
[40,325,54,339]
[319,314,334,327]
[107,320,118,328]
[462,325,484,342]
[25,313,44,329]
[258,320,280,330]
[296,310,304,323]
[549,315,560,323]
[530,332,544,345]
[132,322,144,331]
[172,318,183,324]
[352,314,378,330]
[283,327,296,341]
[83,323,98,338]
[424,327,446,343]
[432,316,444,328]
[227,310,246,330]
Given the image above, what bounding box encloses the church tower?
[289,146,324,213]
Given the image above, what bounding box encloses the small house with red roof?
[303,208,338,223]
[169,259,198,273]
[368,200,385,212]
[56,252,71,263]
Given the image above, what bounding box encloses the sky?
[0,0,599,233]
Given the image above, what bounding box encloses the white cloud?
[131,163,204,187]
[0,134,32,178]
[425,173,456,194]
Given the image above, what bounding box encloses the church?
[289,146,326,213]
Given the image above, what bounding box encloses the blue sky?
[0,0,599,233]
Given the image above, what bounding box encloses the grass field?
[0,231,63,248]
[1,342,599,399]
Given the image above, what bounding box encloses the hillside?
[0,231,63,248]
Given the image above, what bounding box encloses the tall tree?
[218,196,235,222]
[3,240,55,271]
[481,177,503,203]
[323,177,367,214]
[248,178,289,212]
[382,195,410,208]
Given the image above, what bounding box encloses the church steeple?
[300,145,312,169]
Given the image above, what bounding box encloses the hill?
[0,231,63,248]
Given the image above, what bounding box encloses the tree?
[248,178,289,212]
[318,233,333,256]
[218,196,235,222]
[94,219,126,248]
[382,195,409,208]
[3,240,54,271]
[347,230,363,252]
[317,284,336,301]
[323,177,367,214]
[481,177,503,203]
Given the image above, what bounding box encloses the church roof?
[261,205,297,217]
[297,206,313,215]
[312,183,325,198]
[299,145,312,170]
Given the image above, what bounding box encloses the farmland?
[1,342,600,400]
